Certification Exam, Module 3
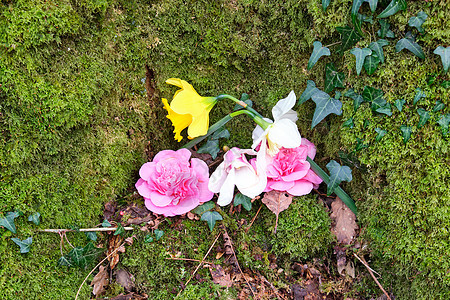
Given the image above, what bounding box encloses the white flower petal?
[272,90,296,121]
[208,163,227,193]
[268,119,301,149]
[217,168,236,206]
[235,165,265,199]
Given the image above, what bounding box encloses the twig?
[223,227,256,299]
[261,275,281,300]
[63,232,74,249]
[354,253,391,300]
[75,241,127,300]
[177,233,221,297]
[39,227,134,233]
[165,257,213,265]
[353,253,381,277]
[323,41,342,48]
[245,204,262,233]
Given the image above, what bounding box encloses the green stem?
[216,94,265,119]
[307,157,358,215]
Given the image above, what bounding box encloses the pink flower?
[135,148,213,216]
[262,138,322,196]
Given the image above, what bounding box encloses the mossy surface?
[0,0,449,298]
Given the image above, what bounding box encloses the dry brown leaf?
[330,197,358,244]
[209,264,233,287]
[261,190,293,233]
[222,231,233,255]
[91,265,109,296]
[107,235,123,270]
[115,269,135,292]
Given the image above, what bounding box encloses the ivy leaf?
[84,232,97,241]
[57,256,72,267]
[154,229,164,241]
[433,46,450,73]
[322,0,332,11]
[326,160,353,196]
[437,114,450,136]
[408,11,427,34]
[351,0,365,35]
[345,89,365,112]
[377,0,407,19]
[197,139,220,159]
[0,211,19,234]
[413,88,426,105]
[311,90,343,128]
[377,19,395,38]
[375,128,387,142]
[102,219,112,227]
[63,242,103,269]
[396,36,425,59]
[211,127,230,140]
[192,201,216,215]
[114,223,125,236]
[375,103,392,116]
[442,81,450,88]
[367,0,378,12]
[27,212,41,226]
[308,41,331,70]
[233,193,252,211]
[417,109,430,128]
[362,86,383,103]
[394,99,406,111]
[336,26,362,55]
[298,80,319,105]
[355,138,369,151]
[351,48,372,75]
[324,63,345,93]
[433,101,445,112]
[201,211,223,231]
[144,235,154,243]
[363,53,381,75]
[11,237,32,254]
[369,39,389,63]
[400,125,412,144]
[342,118,355,129]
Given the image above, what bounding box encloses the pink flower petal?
[301,138,317,159]
[287,180,314,196]
[149,191,173,207]
[268,180,295,191]
[135,178,153,198]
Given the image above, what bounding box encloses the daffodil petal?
[165,78,184,88]
[268,119,301,149]
[162,98,192,142]
[187,111,210,138]
[272,90,296,121]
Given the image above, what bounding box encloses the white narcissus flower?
[252,90,301,156]
[208,147,267,206]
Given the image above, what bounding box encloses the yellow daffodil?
[163,78,217,141]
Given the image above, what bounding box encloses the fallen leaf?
[107,235,123,270]
[115,269,135,292]
[261,191,293,233]
[330,197,358,244]
[187,212,196,220]
[209,264,233,287]
[91,265,109,296]
[222,231,233,255]
[104,201,117,221]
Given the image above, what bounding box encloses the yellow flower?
[163,78,217,141]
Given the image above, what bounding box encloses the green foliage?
[0,212,19,234]
[58,242,103,269]
[345,89,364,112]
[198,127,230,159]
[308,41,330,70]
[408,11,427,34]
[377,0,407,19]
[377,19,395,38]
[394,99,406,111]
[192,201,215,215]
[326,160,352,195]
[84,232,97,241]
[114,224,125,236]
[233,192,252,211]
[413,88,427,105]
[437,114,450,136]
[27,213,41,226]
[11,237,32,254]
[433,46,450,73]
[311,90,343,128]
[201,211,223,231]
[322,0,332,11]
[324,63,345,93]
[298,80,319,105]
[336,26,362,55]
[396,36,425,59]
[399,125,412,144]
[374,128,387,142]
[368,39,389,64]
[350,48,372,75]
[433,101,445,112]
[417,109,430,128]
[351,0,365,35]
[363,53,381,75]
[102,219,112,227]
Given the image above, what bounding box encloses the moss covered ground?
[0,0,449,299]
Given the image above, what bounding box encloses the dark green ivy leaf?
[417,109,430,128]
[437,114,450,136]
[394,99,406,111]
[376,103,392,116]
[433,101,445,112]
[326,160,353,195]
[154,229,164,241]
[28,212,41,226]
[84,232,97,241]
[396,36,425,59]
[322,0,332,11]
[433,46,450,73]
[0,211,19,234]
[351,0,365,35]
[362,86,383,103]
[211,127,230,140]
[63,242,103,269]
[298,80,319,105]
[311,90,343,128]
[342,118,355,129]
[197,139,220,159]
[324,63,345,93]
[377,0,407,19]
[144,235,154,243]
[308,41,331,70]
[201,211,223,231]
[375,128,387,142]
[114,223,125,236]
[363,53,381,75]
[413,88,426,105]
[355,138,369,151]
[400,125,412,144]
[369,39,389,63]
[345,89,365,112]
[408,11,427,34]
[367,0,378,12]
[102,219,112,227]
[234,193,252,211]
[57,256,72,267]
[192,201,216,215]
[11,237,32,254]
[377,19,395,38]
[336,26,362,55]
[350,48,372,75]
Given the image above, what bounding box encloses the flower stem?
[306,157,357,215]
[216,94,265,119]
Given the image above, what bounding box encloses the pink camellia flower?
[263,138,323,196]
[135,148,213,217]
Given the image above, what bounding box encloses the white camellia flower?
[208,147,267,206]
[252,90,302,156]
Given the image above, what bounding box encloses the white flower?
[252,90,301,156]
[208,147,267,206]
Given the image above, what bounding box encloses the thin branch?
[245,204,262,233]
[353,253,381,277]
[354,253,391,300]
[323,41,342,48]
[63,232,75,249]
[165,257,214,265]
[39,227,134,233]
